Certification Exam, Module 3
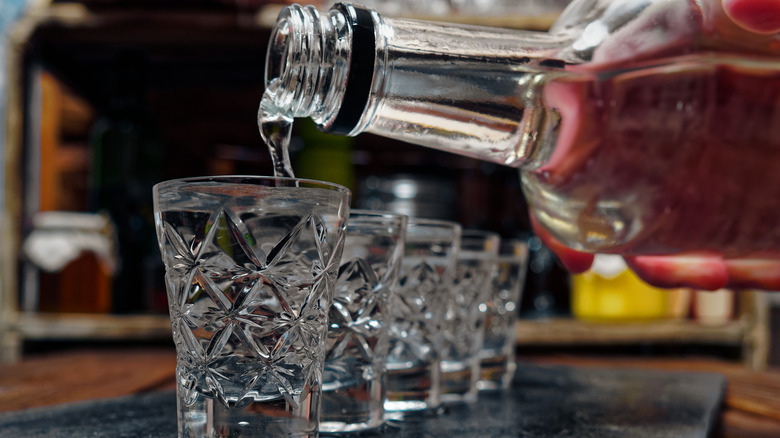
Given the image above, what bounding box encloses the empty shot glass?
[385,218,461,414]
[439,230,499,404]
[153,176,350,438]
[320,210,408,434]
[478,239,528,391]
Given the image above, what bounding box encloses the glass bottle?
[90,52,166,312]
[262,0,780,261]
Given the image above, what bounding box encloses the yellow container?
[572,255,689,321]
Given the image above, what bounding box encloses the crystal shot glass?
[439,230,499,404]
[385,218,461,414]
[478,239,528,391]
[320,210,407,433]
[153,176,350,438]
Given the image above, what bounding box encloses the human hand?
[531,215,780,291]
[722,0,780,34]
[530,0,780,292]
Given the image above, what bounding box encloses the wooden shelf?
[516,317,747,346]
[514,291,770,370]
[12,313,171,341]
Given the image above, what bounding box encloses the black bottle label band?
[327,3,376,135]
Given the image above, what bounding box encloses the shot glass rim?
[460,229,500,254]
[405,218,462,246]
[406,217,461,230]
[500,238,529,248]
[348,209,409,238]
[153,174,351,196]
[461,229,501,241]
[498,239,530,261]
[349,209,409,222]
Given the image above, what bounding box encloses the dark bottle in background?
[89,52,165,313]
[520,234,571,319]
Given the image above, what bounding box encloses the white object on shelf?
[692,289,735,326]
[22,211,118,274]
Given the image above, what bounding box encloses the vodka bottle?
[262,0,780,288]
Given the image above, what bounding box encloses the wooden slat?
[516,317,747,345]
[0,349,176,412]
[13,313,172,340]
[721,410,780,438]
[38,72,60,212]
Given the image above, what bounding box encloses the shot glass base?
[439,359,479,405]
[478,354,516,391]
[384,362,441,413]
[177,391,320,438]
[320,377,386,435]
[476,379,508,391]
[319,419,387,435]
[383,399,436,413]
[439,391,478,405]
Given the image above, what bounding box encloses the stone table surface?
[0,362,725,437]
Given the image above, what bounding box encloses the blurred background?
[0,0,777,370]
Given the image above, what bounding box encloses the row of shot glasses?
[322,213,529,433]
[153,176,528,437]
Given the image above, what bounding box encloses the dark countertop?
[0,349,778,437]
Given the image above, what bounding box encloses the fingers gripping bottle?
[262,0,780,275]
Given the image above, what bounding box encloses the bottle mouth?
[264,3,377,133]
[264,13,287,90]
[264,4,323,117]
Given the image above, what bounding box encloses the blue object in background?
[0,0,30,284]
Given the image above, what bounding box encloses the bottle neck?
[363,15,572,167]
[265,3,573,167]
[264,3,377,135]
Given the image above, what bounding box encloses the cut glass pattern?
[324,257,387,387]
[387,260,444,366]
[160,208,336,409]
[442,259,493,361]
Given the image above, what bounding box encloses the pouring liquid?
[259,82,296,179]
